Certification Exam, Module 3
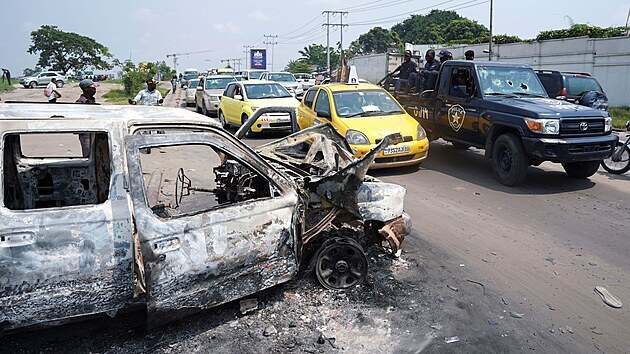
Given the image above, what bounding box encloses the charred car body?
[0,104,410,332]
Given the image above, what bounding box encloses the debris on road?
[447,285,459,292]
[445,336,461,343]
[594,286,622,308]
[263,324,278,337]
[466,279,486,295]
[240,299,258,315]
[510,311,524,319]
[430,324,443,330]
[488,319,499,325]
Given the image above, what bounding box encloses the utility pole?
[488,0,493,60]
[243,45,253,70]
[322,11,348,77]
[221,58,242,71]
[263,35,278,71]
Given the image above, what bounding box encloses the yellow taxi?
[297,83,429,169]
[218,80,300,137]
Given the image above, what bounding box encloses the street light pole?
[488,0,493,60]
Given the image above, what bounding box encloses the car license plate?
[383,145,410,155]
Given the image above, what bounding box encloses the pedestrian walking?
[171,76,177,94]
[75,79,100,156]
[45,78,61,103]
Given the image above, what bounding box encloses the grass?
[102,87,170,105]
[608,107,630,130]
[0,80,16,93]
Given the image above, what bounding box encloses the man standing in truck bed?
[394,50,418,92]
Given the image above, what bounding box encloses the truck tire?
[562,160,600,178]
[491,134,528,186]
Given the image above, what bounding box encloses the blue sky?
[1,0,629,75]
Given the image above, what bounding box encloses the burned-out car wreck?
[0,103,411,331]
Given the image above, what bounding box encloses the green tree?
[113,59,157,95]
[23,66,42,77]
[536,24,625,41]
[298,44,340,71]
[392,10,462,44]
[348,27,402,57]
[443,19,489,43]
[28,25,113,74]
[492,34,523,44]
[285,60,313,73]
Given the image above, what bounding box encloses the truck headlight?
[604,117,612,132]
[416,124,427,140]
[525,118,559,135]
[345,130,370,145]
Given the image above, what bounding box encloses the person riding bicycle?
[129,79,163,106]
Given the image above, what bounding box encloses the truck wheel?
[29,81,37,88]
[491,134,528,186]
[451,141,471,150]
[562,161,600,178]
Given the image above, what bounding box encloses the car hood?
[249,97,300,108]
[481,97,606,118]
[337,113,418,141]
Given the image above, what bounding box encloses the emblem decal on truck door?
[448,104,465,132]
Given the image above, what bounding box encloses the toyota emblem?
[579,122,588,131]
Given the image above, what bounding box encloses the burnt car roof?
[0,103,220,127]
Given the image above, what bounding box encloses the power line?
[278,14,324,37]
[323,11,348,76]
[337,0,385,11]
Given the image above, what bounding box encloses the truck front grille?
[560,118,604,136]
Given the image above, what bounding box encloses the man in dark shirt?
[394,50,418,92]
[465,50,475,60]
[410,49,440,92]
[76,79,99,104]
[76,79,100,156]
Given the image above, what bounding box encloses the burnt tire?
[491,133,528,186]
[562,160,601,178]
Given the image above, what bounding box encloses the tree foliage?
[23,66,43,77]
[492,34,523,44]
[443,19,489,43]
[536,24,625,41]
[113,59,157,95]
[392,10,467,44]
[348,27,402,58]
[285,60,313,73]
[298,44,340,71]
[28,25,113,74]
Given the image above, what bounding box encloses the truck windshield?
[478,67,547,98]
[333,90,404,118]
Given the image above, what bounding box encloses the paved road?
[2,87,628,352]
[175,88,630,352]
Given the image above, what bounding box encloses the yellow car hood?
[249,97,300,108]
[338,113,418,141]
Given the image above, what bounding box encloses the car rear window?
[567,77,603,95]
[536,74,563,97]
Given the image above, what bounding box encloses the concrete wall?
[414,36,630,106]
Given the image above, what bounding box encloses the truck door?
[436,65,484,147]
[125,130,300,326]
[0,130,135,330]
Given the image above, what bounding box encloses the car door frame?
[312,87,333,126]
[298,87,318,129]
[124,130,301,326]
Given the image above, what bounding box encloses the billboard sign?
[251,49,267,70]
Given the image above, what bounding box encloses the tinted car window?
[536,74,563,97]
[206,77,235,89]
[224,84,236,97]
[567,77,603,95]
[244,83,292,99]
[314,90,330,114]
[303,88,317,108]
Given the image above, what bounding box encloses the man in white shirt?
[130,79,163,106]
[46,78,61,103]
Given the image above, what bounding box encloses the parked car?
[19,71,67,89]
[294,73,316,90]
[260,72,304,98]
[0,102,410,332]
[535,70,608,111]
[217,80,300,136]
[297,83,429,169]
[185,78,200,106]
[195,75,236,116]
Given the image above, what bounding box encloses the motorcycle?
[601,120,630,174]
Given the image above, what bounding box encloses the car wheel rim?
[498,145,512,172]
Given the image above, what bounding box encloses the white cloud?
[214,22,240,34]
[249,11,271,21]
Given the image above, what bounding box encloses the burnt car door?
[124,129,300,325]
[0,129,135,331]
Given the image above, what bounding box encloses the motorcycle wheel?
[601,142,630,174]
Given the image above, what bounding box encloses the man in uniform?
[394,50,418,92]
[130,79,163,106]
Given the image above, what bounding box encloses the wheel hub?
[335,260,349,273]
[315,238,368,290]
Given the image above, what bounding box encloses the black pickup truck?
[387,61,618,186]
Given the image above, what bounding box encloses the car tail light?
[559,88,567,96]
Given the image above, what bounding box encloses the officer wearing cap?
[465,50,475,60]
[130,79,163,106]
[393,50,418,92]
[76,79,100,104]
[438,49,453,64]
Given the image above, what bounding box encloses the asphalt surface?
[2,85,629,352]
